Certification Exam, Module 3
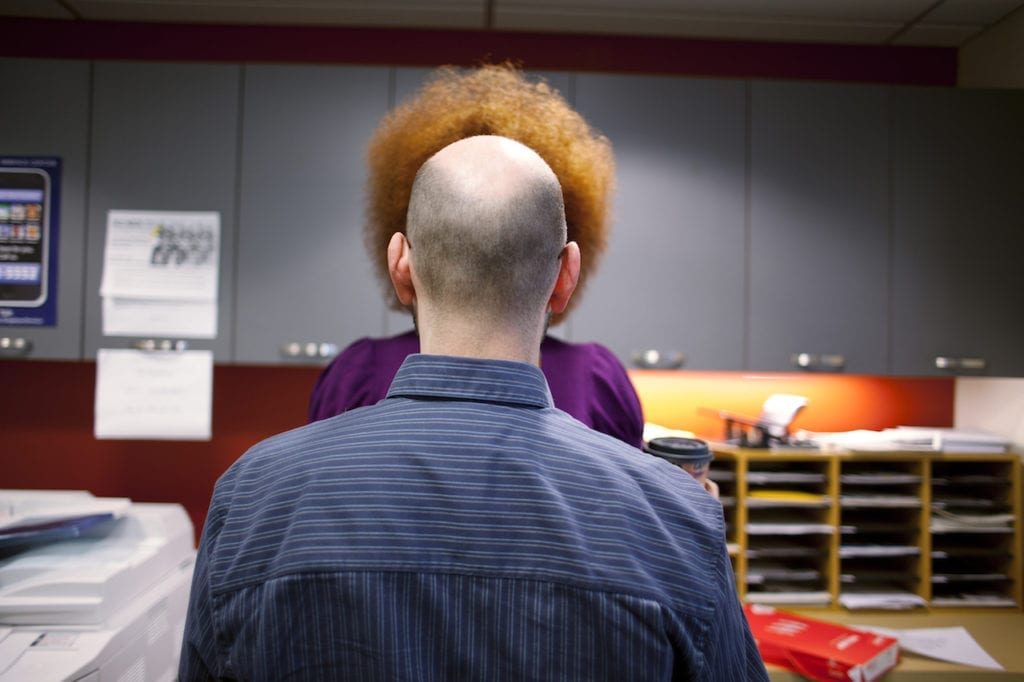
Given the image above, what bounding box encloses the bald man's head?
[406,136,568,327]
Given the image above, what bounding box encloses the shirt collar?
[386,354,553,410]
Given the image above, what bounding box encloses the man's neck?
[417,315,544,366]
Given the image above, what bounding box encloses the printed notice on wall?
[99,210,219,338]
[94,348,213,440]
[0,156,61,327]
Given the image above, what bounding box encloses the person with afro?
[307,63,644,448]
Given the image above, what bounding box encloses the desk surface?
[766,612,1024,681]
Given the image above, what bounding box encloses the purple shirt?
[308,330,644,448]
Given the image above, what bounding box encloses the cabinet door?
[570,73,747,370]
[84,61,241,360]
[0,58,90,360]
[234,64,390,364]
[749,81,889,374]
[891,88,1024,377]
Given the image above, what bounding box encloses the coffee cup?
[644,437,714,484]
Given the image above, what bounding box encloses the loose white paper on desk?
[94,348,213,440]
[99,210,220,338]
[864,626,1004,670]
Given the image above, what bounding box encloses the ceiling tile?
[5,0,1012,48]
[891,22,983,46]
[495,0,937,24]
[0,0,75,19]
[922,0,1024,24]
[65,0,486,27]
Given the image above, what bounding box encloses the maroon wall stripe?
[0,17,956,85]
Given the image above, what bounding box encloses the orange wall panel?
[630,369,954,440]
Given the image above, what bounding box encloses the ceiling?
[1,0,1022,48]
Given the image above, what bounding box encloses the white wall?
[955,378,1024,455]
[956,7,1023,455]
[958,5,1024,88]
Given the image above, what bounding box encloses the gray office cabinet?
[890,87,1024,377]
[748,81,890,374]
[234,64,391,364]
[7,57,1023,377]
[0,58,91,360]
[570,73,747,370]
[83,61,241,360]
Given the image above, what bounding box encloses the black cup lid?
[644,437,713,463]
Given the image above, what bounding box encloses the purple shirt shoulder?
[308,330,644,448]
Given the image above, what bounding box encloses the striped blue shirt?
[180,355,767,681]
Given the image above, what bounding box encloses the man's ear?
[387,232,416,306]
[548,241,580,314]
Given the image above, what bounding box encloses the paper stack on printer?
[0,490,196,682]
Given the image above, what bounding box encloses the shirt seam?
[212,565,716,619]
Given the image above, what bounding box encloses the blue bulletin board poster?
[0,156,60,327]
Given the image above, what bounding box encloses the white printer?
[0,490,196,681]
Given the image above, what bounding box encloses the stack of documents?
[888,427,1011,452]
[746,562,821,585]
[839,544,919,558]
[931,495,996,509]
[838,589,927,610]
[746,541,821,559]
[840,494,921,508]
[839,472,921,485]
[747,520,835,535]
[931,573,1010,584]
[802,427,1011,453]
[931,509,1015,533]
[840,570,914,584]
[931,593,1018,608]
[745,588,832,606]
[746,471,826,484]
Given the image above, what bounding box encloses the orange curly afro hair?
[364,63,615,326]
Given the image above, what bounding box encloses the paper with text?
[100,210,219,337]
[94,348,213,440]
[102,297,218,339]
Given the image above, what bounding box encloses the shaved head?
[406,135,568,329]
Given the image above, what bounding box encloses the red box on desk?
[744,604,900,682]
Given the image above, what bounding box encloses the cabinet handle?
[132,339,189,352]
[0,336,33,357]
[631,349,685,369]
[790,353,845,370]
[934,356,987,371]
[280,342,339,360]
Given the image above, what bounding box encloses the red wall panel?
[1,360,954,544]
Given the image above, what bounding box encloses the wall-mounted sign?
[100,209,220,338]
[0,156,60,327]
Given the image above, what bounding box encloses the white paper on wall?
[94,348,213,440]
[102,297,218,339]
[99,210,220,337]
